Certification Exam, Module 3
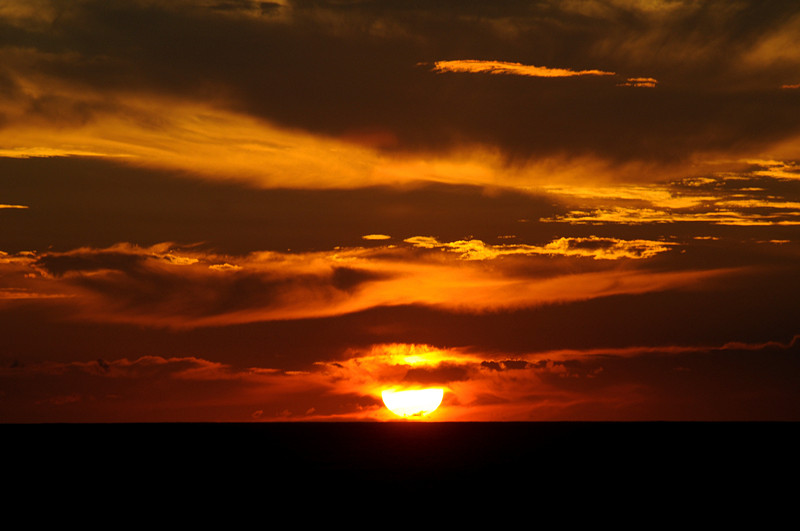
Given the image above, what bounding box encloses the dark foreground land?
[5,422,797,506]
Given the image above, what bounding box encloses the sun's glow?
[381,388,444,418]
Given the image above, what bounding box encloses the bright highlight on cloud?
[429,60,615,78]
[0,237,734,329]
[403,236,673,260]
[541,164,800,226]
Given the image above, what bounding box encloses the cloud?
[742,12,800,68]
[0,0,798,171]
[1,1,799,426]
[749,160,800,180]
[4,336,797,421]
[429,60,615,78]
[542,163,800,226]
[0,354,330,422]
[404,235,673,260]
[0,239,739,328]
[545,208,800,226]
[0,0,57,29]
[618,77,658,88]
[275,337,800,420]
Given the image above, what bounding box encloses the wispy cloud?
[542,163,800,226]
[0,241,732,328]
[544,207,800,226]
[404,236,673,260]
[618,77,658,88]
[429,60,615,78]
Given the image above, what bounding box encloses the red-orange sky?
[1,0,799,422]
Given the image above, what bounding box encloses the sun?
[381,388,444,418]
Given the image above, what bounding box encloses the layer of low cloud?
[3,337,798,422]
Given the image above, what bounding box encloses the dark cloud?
[2,1,800,163]
[481,359,529,371]
[0,156,560,254]
[330,266,386,292]
[502,360,529,370]
[480,360,502,371]
[3,253,797,373]
[209,1,283,14]
[529,339,800,420]
[35,251,146,277]
[1,1,799,422]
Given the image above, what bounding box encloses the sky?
[1,0,799,422]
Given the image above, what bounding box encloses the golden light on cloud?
[430,60,615,78]
[3,0,800,428]
[381,388,444,418]
[618,77,658,88]
[403,235,673,260]
[0,241,740,329]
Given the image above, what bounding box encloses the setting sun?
[381,388,445,418]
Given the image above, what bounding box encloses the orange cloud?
[748,159,800,180]
[541,164,800,225]
[544,207,800,225]
[429,60,615,78]
[0,241,741,328]
[404,236,673,260]
[4,334,798,422]
[618,77,658,87]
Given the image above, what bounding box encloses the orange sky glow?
[1,0,799,422]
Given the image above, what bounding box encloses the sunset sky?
[1,0,799,422]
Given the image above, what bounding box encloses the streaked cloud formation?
[404,236,672,260]
[429,60,615,78]
[0,0,799,168]
[618,77,658,88]
[542,163,800,226]
[1,0,799,422]
[0,238,727,329]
